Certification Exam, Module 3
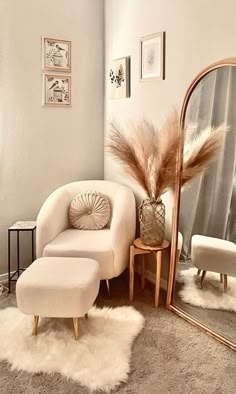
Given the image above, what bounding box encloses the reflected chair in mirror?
[191,234,236,292]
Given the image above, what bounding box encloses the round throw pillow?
[69,191,111,230]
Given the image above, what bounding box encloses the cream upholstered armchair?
[36,180,136,290]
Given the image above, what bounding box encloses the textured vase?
[139,198,165,246]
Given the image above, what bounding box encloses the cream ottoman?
[16,257,100,340]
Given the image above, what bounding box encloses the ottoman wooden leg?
[106,280,110,296]
[200,270,207,288]
[73,318,79,340]
[32,316,39,336]
[85,313,88,319]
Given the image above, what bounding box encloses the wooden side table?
[129,238,170,307]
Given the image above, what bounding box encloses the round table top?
[134,238,170,251]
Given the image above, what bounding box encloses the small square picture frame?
[42,37,71,72]
[109,56,130,99]
[43,74,71,106]
[140,32,165,81]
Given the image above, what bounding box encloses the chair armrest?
[110,187,136,276]
[36,187,71,258]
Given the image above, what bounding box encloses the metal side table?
[8,221,37,293]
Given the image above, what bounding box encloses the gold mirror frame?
[166,58,236,352]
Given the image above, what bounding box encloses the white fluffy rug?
[177,267,236,312]
[0,306,144,392]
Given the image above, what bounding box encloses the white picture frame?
[140,32,165,80]
[42,37,71,72]
[109,57,130,99]
[43,74,71,106]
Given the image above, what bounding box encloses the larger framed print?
[140,32,165,80]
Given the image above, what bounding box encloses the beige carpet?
[0,271,236,394]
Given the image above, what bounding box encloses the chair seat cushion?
[43,229,114,279]
[16,257,100,317]
[69,191,111,230]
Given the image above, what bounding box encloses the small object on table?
[8,221,37,293]
[129,238,170,307]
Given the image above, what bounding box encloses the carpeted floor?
[0,272,235,394]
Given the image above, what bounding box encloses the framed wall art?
[42,37,71,72]
[109,57,130,99]
[140,32,165,80]
[43,74,71,106]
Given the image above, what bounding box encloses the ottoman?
[16,257,100,340]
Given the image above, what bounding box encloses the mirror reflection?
[174,66,236,344]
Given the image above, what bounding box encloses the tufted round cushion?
[69,191,111,230]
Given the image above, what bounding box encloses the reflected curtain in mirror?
[180,66,236,260]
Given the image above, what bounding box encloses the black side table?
[8,221,37,293]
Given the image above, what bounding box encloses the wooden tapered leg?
[200,270,207,288]
[223,274,227,292]
[141,254,145,289]
[197,269,201,276]
[85,313,88,319]
[106,279,110,296]
[176,249,181,264]
[155,251,162,308]
[73,318,79,340]
[129,245,135,302]
[220,273,223,283]
[32,316,39,336]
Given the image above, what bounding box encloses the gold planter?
[139,198,165,246]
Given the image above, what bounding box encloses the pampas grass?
[107,110,225,199]
[182,124,226,186]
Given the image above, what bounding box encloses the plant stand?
[129,238,170,307]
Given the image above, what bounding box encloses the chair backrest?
[54,180,131,228]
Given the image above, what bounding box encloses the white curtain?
[180,66,236,259]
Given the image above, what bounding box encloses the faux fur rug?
[177,267,236,312]
[0,306,144,392]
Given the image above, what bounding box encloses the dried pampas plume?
[106,110,225,199]
[182,124,226,186]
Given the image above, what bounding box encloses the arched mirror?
[167,59,236,351]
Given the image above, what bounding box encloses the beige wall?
[105,0,236,181]
[104,0,236,278]
[0,0,104,275]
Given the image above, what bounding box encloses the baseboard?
[0,272,12,284]
[0,268,168,292]
[135,266,167,291]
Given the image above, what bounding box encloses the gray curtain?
[180,66,236,259]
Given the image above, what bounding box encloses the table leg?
[129,245,135,302]
[32,229,35,262]
[141,254,145,289]
[223,274,227,292]
[155,251,162,307]
[8,230,11,293]
[17,230,20,278]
